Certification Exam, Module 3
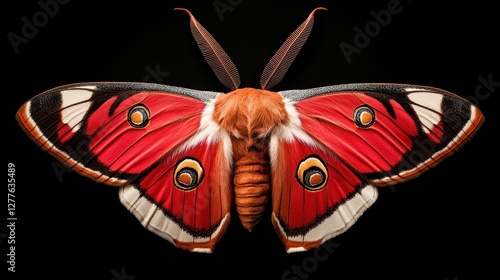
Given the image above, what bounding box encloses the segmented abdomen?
[233,149,270,232]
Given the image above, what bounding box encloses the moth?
[16,8,484,253]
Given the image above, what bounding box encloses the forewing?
[16,82,217,185]
[281,83,484,185]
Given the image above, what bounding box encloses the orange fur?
[214,141,233,218]
[213,88,289,153]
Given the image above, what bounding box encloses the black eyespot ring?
[174,158,204,190]
[127,104,150,128]
[296,155,328,191]
[353,105,375,128]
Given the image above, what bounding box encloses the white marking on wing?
[60,89,93,133]
[119,185,229,251]
[273,185,378,253]
[174,95,233,172]
[408,91,443,134]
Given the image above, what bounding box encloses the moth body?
[213,88,288,231]
[233,147,270,231]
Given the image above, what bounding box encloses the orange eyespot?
[128,104,150,128]
[353,105,375,128]
[174,158,204,190]
[296,155,328,191]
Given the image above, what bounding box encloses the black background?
[4,0,498,279]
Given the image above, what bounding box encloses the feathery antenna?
[175,8,241,90]
[260,7,327,90]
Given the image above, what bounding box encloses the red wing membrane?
[270,138,377,252]
[120,140,232,252]
[282,84,484,185]
[16,82,217,184]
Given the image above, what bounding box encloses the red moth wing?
[120,139,232,253]
[16,82,233,252]
[282,83,484,185]
[270,83,483,252]
[270,137,377,252]
[16,82,218,185]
